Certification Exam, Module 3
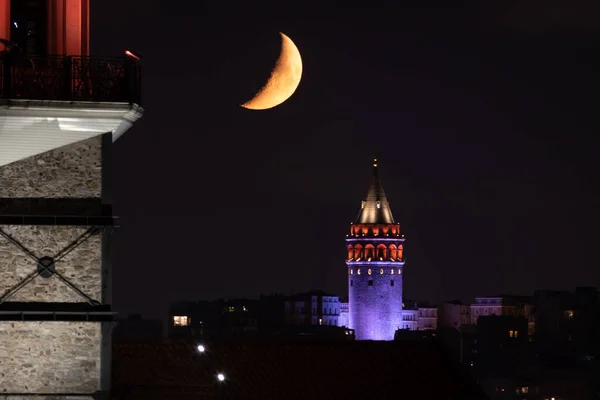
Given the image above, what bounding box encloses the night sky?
[90,2,600,318]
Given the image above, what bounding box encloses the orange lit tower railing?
[0,53,142,104]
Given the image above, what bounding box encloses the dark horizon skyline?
[88,2,600,318]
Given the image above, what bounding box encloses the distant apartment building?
[417,304,438,331]
[438,300,471,330]
[339,298,350,328]
[284,291,340,326]
[168,294,354,340]
[470,295,534,337]
[169,298,259,339]
[475,315,529,376]
[534,287,600,359]
[437,288,600,399]
[401,309,418,330]
[396,300,437,331]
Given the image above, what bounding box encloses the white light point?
[197,344,205,353]
[217,373,225,382]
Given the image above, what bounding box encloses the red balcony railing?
[0,53,142,104]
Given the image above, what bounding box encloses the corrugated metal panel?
[0,102,143,167]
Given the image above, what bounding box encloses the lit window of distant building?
[566,310,574,318]
[398,269,401,274]
[173,316,189,326]
[380,268,384,274]
[349,269,353,274]
[391,269,394,274]
[228,306,235,312]
[509,330,519,338]
[357,269,361,275]
[368,269,372,275]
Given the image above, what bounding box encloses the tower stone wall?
[348,261,403,341]
[0,136,103,199]
[0,322,101,395]
[0,225,102,302]
[0,135,112,398]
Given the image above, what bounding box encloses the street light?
[217,373,225,382]
[197,344,205,353]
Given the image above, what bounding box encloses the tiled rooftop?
[112,339,487,399]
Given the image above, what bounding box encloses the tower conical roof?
[356,158,395,224]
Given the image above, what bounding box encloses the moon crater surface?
[241,32,303,110]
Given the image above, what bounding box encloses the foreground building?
[0,1,143,397]
[113,314,164,341]
[112,339,488,399]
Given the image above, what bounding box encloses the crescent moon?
[240,32,303,110]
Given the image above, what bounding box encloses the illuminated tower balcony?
[0,53,143,167]
[346,232,405,263]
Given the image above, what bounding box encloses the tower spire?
[356,158,395,224]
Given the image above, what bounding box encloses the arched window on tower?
[398,245,403,260]
[364,245,375,261]
[376,244,387,260]
[389,244,397,260]
[353,244,363,260]
[347,245,354,260]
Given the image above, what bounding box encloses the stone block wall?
[0,322,101,395]
[0,136,102,199]
[348,264,404,341]
[0,225,102,303]
[0,135,108,396]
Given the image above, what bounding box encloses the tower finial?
[373,157,378,168]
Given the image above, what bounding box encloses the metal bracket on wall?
[0,227,102,305]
